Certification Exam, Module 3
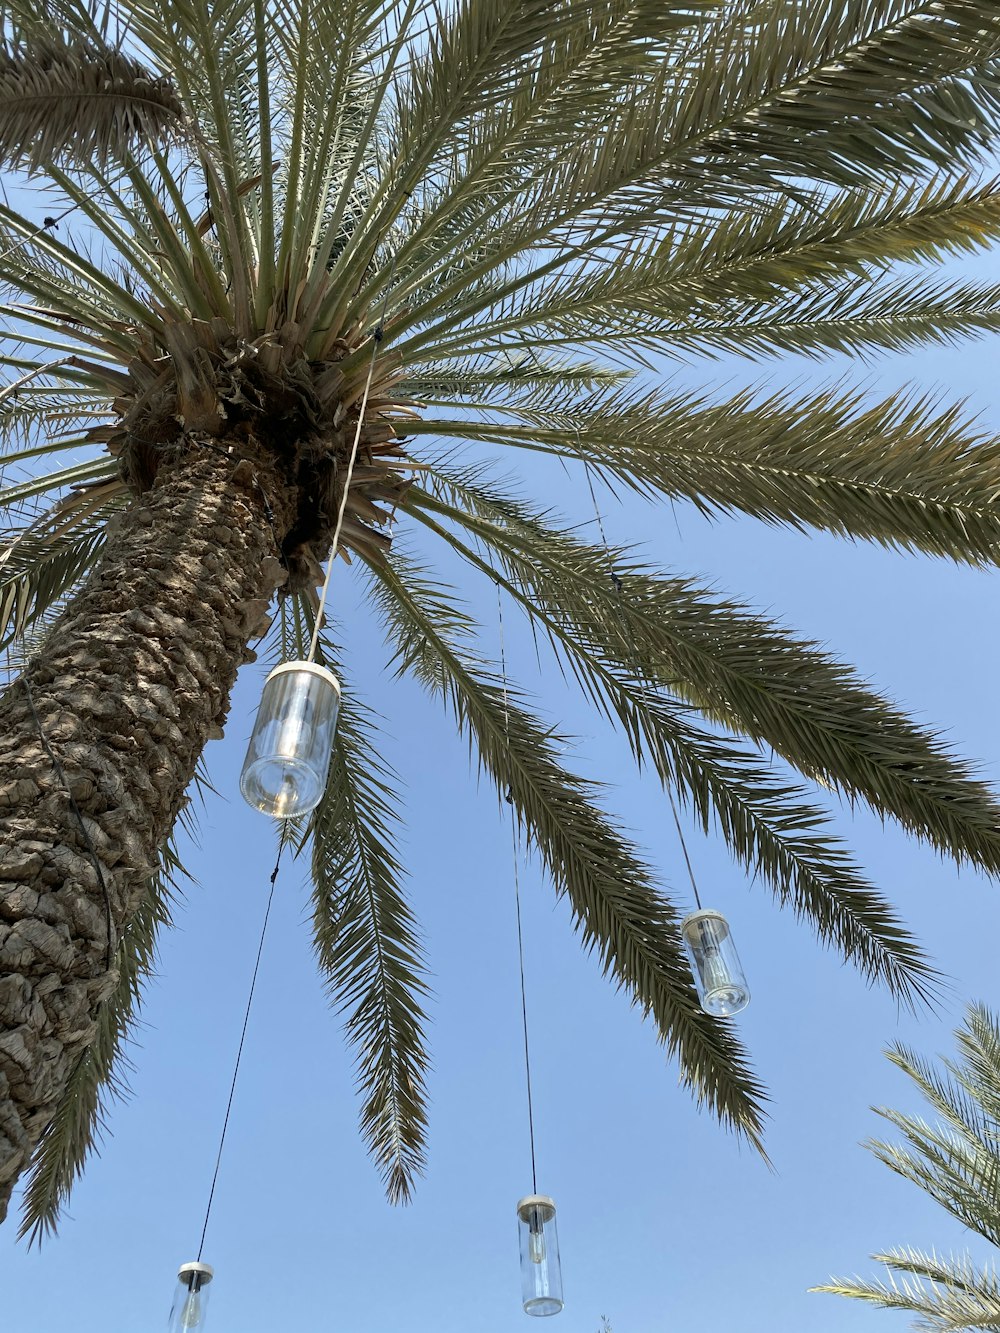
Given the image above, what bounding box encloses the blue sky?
[4,279,1000,1331]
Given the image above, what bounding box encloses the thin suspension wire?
[195,836,285,1261]
[0,161,138,267]
[0,204,78,266]
[666,795,703,910]
[307,243,404,662]
[307,334,382,661]
[497,584,539,1195]
[581,459,703,910]
[0,358,74,410]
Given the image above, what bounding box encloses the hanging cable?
[306,331,382,662]
[195,835,284,1261]
[580,458,703,910]
[0,203,79,266]
[579,443,752,1015]
[307,242,404,662]
[0,162,139,266]
[666,795,703,911]
[497,583,539,1195]
[508,338,708,914]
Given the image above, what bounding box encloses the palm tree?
[3,0,1000,1242]
[816,1004,1000,1331]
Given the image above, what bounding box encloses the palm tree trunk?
[0,443,289,1220]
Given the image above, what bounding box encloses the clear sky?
[3,286,1000,1333]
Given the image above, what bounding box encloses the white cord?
[307,330,383,661]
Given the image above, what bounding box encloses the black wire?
[496,585,539,1195]
[196,836,284,1261]
[0,204,79,265]
[666,794,703,911]
[21,675,116,969]
[580,460,704,910]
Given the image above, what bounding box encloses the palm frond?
[659,275,1000,362]
[0,33,184,173]
[406,464,937,1004]
[0,210,160,346]
[817,1005,1000,1328]
[401,355,631,400]
[401,456,1000,877]
[404,465,1000,872]
[668,0,1000,188]
[272,0,400,307]
[955,1006,1000,1128]
[364,544,769,1149]
[615,571,1000,876]
[396,180,1000,364]
[0,463,122,521]
[866,1119,1000,1250]
[381,1,1000,350]
[657,174,1000,290]
[816,1248,1000,1331]
[0,519,108,649]
[409,381,1000,567]
[281,600,430,1204]
[863,1031,1000,1247]
[362,0,718,315]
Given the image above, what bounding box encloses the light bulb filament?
[180,1291,202,1329]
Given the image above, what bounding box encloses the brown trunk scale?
[0,443,288,1220]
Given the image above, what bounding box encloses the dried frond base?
[89,317,415,591]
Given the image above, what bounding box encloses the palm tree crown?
[817,1004,1000,1331]
[3,0,1000,1239]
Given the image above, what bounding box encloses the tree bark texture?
[0,445,288,1220]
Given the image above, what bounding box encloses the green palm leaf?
[665,1,1000,187]
[404,463,1000,875]
[279,602,430,1203]
[365,546,768,1147]
[0,517,113,649]
[394,180,1000,364]
[819,1248,1000,1331]
[816,1005,1000,1329]
[406,462,938,1003]
[410,381,1000,566]
[0,33,184,172]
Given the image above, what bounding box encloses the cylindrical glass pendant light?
[517,1194,564,1316]
[680,909,750,1016]
[168,1262,213,1331]
[240,661,341,817]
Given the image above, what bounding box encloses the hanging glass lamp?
[517,1194,564,1316]
[240,661,341,817]
[680,909,750,1016]
[168,1262,213,1331]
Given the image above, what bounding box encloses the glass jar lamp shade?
[517,1194,564,1316]
[680,909,750,1016]
[168,1262,213,1332]
[240,662,341,818]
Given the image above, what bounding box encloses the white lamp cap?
[679,908,729,934]
[178,1262,214,1285]
[263,660,341,694]
[517,1194,556,1222]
